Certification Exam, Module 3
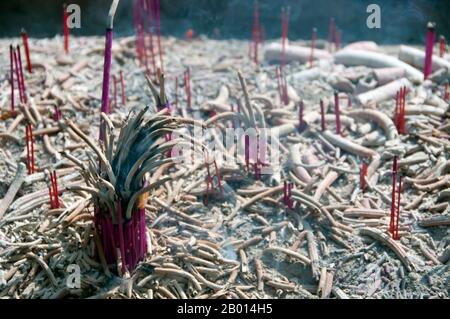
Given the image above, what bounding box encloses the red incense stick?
[21,29,32,73]
[334,91,341,135]
[63,4,69,54]
[25,124,31,175]
[17,45,27,103]
[320,99,325,131]
[13,48,23,104]
[309,28,317,68]
[9,45,14,112]
[389,156,398,234]
[360,161,368,193]
[120,71,126,106]
[394,176,402,240]
[48,186,55,209]
[423,22,435,80]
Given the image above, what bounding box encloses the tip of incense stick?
[107,0,120,28]
[427,22,436,30]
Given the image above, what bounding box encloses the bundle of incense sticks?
[360,161,368,193]
[100,0,119,141]
[53,104,62,121]
[276,66,289,105]
[283,181,293,209]
[394,86,407,134]
[21,29,32,73]
[320,99,326,131]
[48,171,60,209]
[334,91,341,135]
[25,123,35,175]
[252,1,259,64]
[120,71,126,106]
[309,28,317,68]
[63,4,69,53]
[423,22,435,80]
[327,17,335,53]
[439,35,446,57]
[281,7,289,69]
[184,68,191,109]
[9,45,14,112]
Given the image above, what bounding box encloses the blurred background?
[0,0,448,44]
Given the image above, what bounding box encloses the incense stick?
[13,48,23,104]
[309,28,317,68]
[334,91,341,135]
[21,29,32,73]
[327,17,335,53]
[100,0,119,141]
[120,70,126,106]
[9,45,14,112]
[253,0,259,65]
[320,99,325,131]
[63,4,69,54]
[423,22,435,80]
[17,45,27,103]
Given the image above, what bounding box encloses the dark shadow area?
[0,0,448,44]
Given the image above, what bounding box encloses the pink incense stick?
[13,48,24,104]
[25,124,31,175]
[146,0,157,77]
[394,176,402,240]
[63,4,69,53]
[439,35,446,57]
[320,99,325,131]
[153,0,164,73]
[423,22,436,80]
[245,135,250,172]
[327,17,335,53]
[253,0,259,64]
[9,45,14,112]
[309,28,317,68]
[334,91,341,135]
[17,45,27,103]
[120,71,126,106]
[389,156,398,234]
[281,7,289,70]
[113,75,118,109]
[21,29,32,73]
[260,25,265,47]
[334,28,340,51]
[298,100,304,132]
[100,0,119,141]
